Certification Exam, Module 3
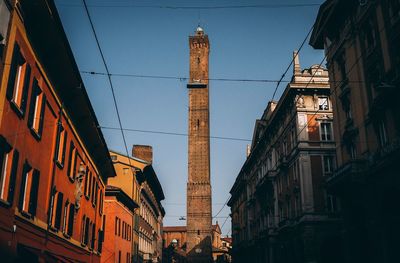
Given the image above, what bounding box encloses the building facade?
[132,146,165,263]
[102,186,138,263]
[0,0,115,262]
[228,53,341,263]
[103,150,142,263]
[162,223,231,262]
[186,25,213,262]
[310,0,400,262]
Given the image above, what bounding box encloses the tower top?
[196,25,204,36]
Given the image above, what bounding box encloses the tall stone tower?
[186,26,212,262]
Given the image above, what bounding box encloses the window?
[54,122,67,167]
[98,229,103,253]
[377,120,388,146]
[99,190,103,215]
[91,223,96,250]
[6,43,31,116]
[389,0,400,23]
[0,137,19,204]
[82,216,90,245]
[318,97,329,110]
[18,163,40,217]
[127,252,130,263]
[84,168,90,199]
[67,142,77,182]
[361,18,378,54]
[349,144,357,159]
[110,155,117,161]
[320,122,333,141]
[118,251,121,263]
[50,191,64,230]
[323,156,335,174]
[63,201,75,237]
[326,193,339,212]
[91,176,96,206]
[27,79,46,137]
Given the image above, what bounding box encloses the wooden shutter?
[67,141,75,179]
[7,149,19,204]
[68,203,75,236]
[62,131,67,165]
[54,192,63,229]
[6,43,20,100]
[27,79,39,128]
[20,64,31,115]
[38,94,46,136]
[28,169,40,216]
[18,162,31,211]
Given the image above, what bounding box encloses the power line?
[213,197,230,219]
[99,125,252,142]
[58,2,321,10]
[82,0,133,166]
[80,70,365,84]
[271,24,315,101]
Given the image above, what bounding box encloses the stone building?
[0,0,115,261]
[186,25,212,262]
[310,0,400,262]
[133,146,165,263]
[104,150,143,263]
[162,223,231,262]
[228,53,341,263]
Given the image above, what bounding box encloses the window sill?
[55,160,64,169]
[63,232,71,239]
[20,210,33,219]
[81,242,87,247]
[0,199,11,208]
[29,127,42,141]
[68,176,75,184]
[49,226,58,233]
[9,100,25,119]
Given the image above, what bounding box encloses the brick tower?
[186,26,212,262]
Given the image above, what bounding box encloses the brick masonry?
[186,28,212,262]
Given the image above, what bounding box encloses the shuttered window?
[67,142,77,182]
[6,43,31,117]
[0,136,19,205]
[54,122,67,167]
[27,78,46,138]
[50,191,63,230]
[18,163,39,217]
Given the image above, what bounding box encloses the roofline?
[109,149,150,166]
[105,186,139,212]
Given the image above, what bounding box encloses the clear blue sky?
[55,0,325,236]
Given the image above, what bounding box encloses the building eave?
[19,0,116,180]
[105,186,139,212]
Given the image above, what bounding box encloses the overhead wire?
[99,125,252,142]
[58,2,321,10]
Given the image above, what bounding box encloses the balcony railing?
[325,159,368,188]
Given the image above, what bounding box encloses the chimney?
[293,50,301,76]
[132,145,153,163]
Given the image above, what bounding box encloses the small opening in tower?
[197,230,200,235]
[197,119,200,127]
[197,57,200,64]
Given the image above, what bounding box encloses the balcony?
[370,138,400,172]
[325,159,368,191]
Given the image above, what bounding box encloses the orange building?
[102,186,138,263]
[105,150,145,263]
[0,0,115,261]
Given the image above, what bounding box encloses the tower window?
[197,57,200,64]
